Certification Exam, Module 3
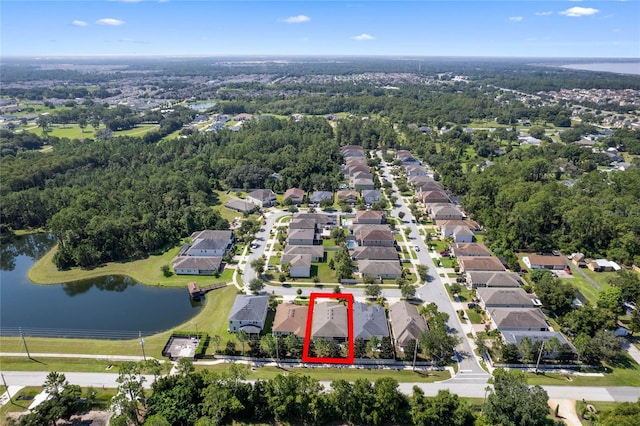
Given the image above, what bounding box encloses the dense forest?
[0,117,340,268]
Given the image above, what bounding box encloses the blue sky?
[2,1,639,58]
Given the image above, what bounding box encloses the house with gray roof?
[309,191,333,205]
[228,295,269,334]
[389,301,428,350]
[172,256,223,275]
[350,246,399,261]
[181,230,235,257]
[466,271,523,289]
[225,199,258,213]
[283,254,312,278]
[500,330,574,359]
[287,228,316,246]
[362,189,382,205]
[353,302,389,341]
[355,210,386,224]
[477,288,535,309]
[359,259,403,279]
[488,308,549,332]
[429,203,464,221]
[356,228,395,247]
[283,245,324,262]
[311,301,348,342]
[352,178,375,191]
[247,189,277,207]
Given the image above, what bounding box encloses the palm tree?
[237,330,249,355]
[367,335,380,357]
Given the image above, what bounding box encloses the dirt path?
[548,398,582,426]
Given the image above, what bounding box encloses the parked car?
[415,246,420,252]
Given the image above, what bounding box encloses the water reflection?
[0,233,57,271]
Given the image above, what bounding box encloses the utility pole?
[1,373,11,403]
[534,341,545,374]
[139,331,146,361]
[412,339,419,371]
[19,327,31,360]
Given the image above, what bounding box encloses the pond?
[0,234,202,338]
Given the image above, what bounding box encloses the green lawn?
[0,357,155,373]
[0,386,42,419]
[526,355,640,387]
[28,242,234,287]
[445,284,473,303]
[465,309,483,324]
[196,364,451,383]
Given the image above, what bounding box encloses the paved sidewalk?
[0,386,24,407]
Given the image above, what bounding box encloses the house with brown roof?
[347,164,370,177]
[337,190,359,204]
[355,210,386,224]
[232,113,254,121]
[417,190,450,205]
[311,301,349,342]
[429,203,464,221]
[358,259,403,279]
[289,218,317,230]
[458,256,505,274]
[466,271,523,289]
[571,253,586,268]
[449,243,491,257]
[352,177,375,191]
[356,228,395,247]
[436,220,480,232]
[283,188,305,205]
[523,255,566,270]
[272,304,308,338]
[477,288,535,309]
[488,308,549,332]
[405,165,429,177]
[389,301,428,351]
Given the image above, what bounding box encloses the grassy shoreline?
[28,243,233,287]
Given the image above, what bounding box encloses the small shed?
[188,282,203,299]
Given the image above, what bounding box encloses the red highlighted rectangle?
[302,292,354,364]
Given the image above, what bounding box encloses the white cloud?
[352,33,374,41]
[96,18,126,26]
[72,20,88,27]
[509,16,523,22]
[535,11,553,16]
[560,7,599,17]
[282,15,311,24]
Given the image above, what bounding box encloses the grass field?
[28,242,232,287]
[24,124,158,140]
[0,357,151,373]
[526,355,640,387]
[196,364,451,383]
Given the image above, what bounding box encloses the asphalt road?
[2,371,639,402]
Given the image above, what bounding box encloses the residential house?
[522,255,566,270]
[247,189,277,208]
[429,204,464,221]
[272,304,308,338]
[294,213,338,230]
[350,246,399,261]
[488,308,549,332]
[228,295,269,334]
[172,256,223,275]
[355,210,386,225]
[337,190,359,204]
[501,330,574,359]
[289,218,316,230]
[283,188,305,205]
[458,256,505,274]
[449,243,491,258]
[571,253,587,268]
[353,302,390,341]
[232,113,253,121]
[358,259,403,279]
[225,199,258,213]
[352,178,375,191]
[181,230,235,257]
[389,301,428,351]
[466,271,523,289]
[356,228,395,247]
[347,164,371,177]
[309,191,333,205]
[283,254,312,278]
[417,190,450,205]
[287,228,316,246]
[405,165,429,177]
[587,259,621,272]
[477,288,535,309]
[436,220,480,232]
[311,301,349,342]
[442,225,474,243]
[282,245,324,262]
[362,189,382,205]
[396,150,419,165]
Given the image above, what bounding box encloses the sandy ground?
[6,410,111,425]
[548,399,582,426]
